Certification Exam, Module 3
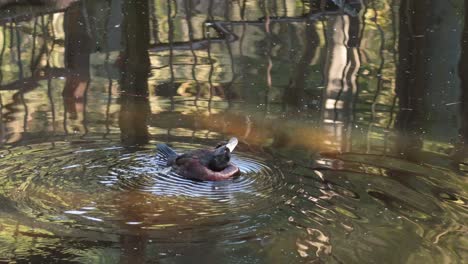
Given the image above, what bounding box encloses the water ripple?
[0,140,287,243]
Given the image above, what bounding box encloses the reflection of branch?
[0,24,4,145]
[149,10,342,53]
[15,23,24,79]
[207,21,238,42]
[0,67,68,91]
[0,7,68,25]
[43,13,57,142]
[223,12,236,107]
[387,0,398,131]
[15,22,29,133]
[148,21,238,52]
[184,0,202,107]
[262,0,272,113]
[149,0,159,44]
[367,2,386,153]
[350,1,368,151]
[103,4,112,140]
[149,38,223,52]
[207,0,214,113]
[333,16,348,123]
[0,26,5,83]
[219,11,343,25]
[0,94,4,144]
[30,17,38,72]
[167,0,175,111]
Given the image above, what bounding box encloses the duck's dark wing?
[174,149,212,167]
[178,160,240,181]
[156,144,179,164]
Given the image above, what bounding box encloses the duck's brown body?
[157,138,240,181]
[170,154,240,181]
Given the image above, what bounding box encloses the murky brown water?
[0,0,467,263]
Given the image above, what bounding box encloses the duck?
[156,138,240,181]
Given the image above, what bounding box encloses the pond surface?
[0,0,467,263]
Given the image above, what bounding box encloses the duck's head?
[207,137,238,171]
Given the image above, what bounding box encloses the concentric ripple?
[108,145,285,203]
[0,140,287,243]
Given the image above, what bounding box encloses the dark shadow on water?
[283,13,319,111]
[457,0,468,162]
[63,2,91,132]
[395,0,429,159]
[118,0,150,146]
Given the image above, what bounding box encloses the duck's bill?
[226,137,238,152]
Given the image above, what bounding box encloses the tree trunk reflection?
[118,0,151,146]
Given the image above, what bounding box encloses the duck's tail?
[156,143,178,161]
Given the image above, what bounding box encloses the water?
[0,0,467,263]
